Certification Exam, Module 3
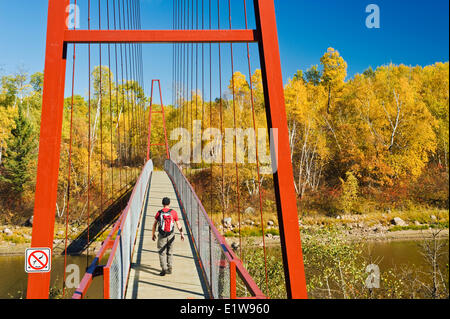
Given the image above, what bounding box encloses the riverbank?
[224,226,450,249]
[0,224,104,256]
[1,208,448,255]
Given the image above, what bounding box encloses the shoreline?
[224,227,450,248]
[1,227,448,256]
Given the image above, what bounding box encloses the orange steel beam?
[146,80,170,161]
[254,0,308,299]
[27,0,69,299]
[64,29,259,44]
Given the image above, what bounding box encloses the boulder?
[391,217,407,227]
[3,228,13,236]
[267,220,275,227]
[223,217,232,227]
[23,216,34,227]
[244,207,255,215]
[245,220,254,226]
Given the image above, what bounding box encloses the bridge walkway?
[125,171,209,299]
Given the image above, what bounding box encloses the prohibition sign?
[25,248,51,273]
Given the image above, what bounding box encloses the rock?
[431,215,437,222]
[267,220,274,227]
[23,234,31,240]
[231,242,239,250]
[245,220,254,226]
[391,217,407,227]
[336,215,342,220]
[57,230,65,236]
[3,228,13,236]
[265,233,273,239]
[223,217,232,226]
[23,216,34,227]
[414,221,421,226]
[244,207,255,215]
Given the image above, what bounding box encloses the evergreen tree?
[0,103,34,195]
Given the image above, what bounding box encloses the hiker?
[152,197,185,276]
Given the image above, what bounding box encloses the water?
[0,239,448,299]
[0,254,106,299]
[363,239,449,271]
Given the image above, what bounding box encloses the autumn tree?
[320,48,347,113]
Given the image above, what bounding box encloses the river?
[0,239,448,299]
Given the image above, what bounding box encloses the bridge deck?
[125,171,209,299]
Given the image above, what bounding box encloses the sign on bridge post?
[25,248,52,273]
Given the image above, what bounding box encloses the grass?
[223,226,280,238]
[389,221,449,232]
[301,208,449,227]
[389,225,430,232]
[209,207,449,239]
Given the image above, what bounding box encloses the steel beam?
[64,29,259,44]
[146,80,170,161]
[254,0,308,299]
[27,0,70,299]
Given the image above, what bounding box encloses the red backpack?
[158,209,175,237]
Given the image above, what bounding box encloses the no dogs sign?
[25,248,51,273]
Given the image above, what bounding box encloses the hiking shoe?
[159,270,166,276]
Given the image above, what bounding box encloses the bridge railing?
[165,159,266,299]
[73,160,153,299]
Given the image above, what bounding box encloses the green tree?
[304,65,321,86]
[0,103,35,194]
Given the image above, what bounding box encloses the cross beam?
[64,29,259,44]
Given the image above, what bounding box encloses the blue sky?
[0,0,448,104]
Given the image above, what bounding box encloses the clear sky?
[0,0,448,103]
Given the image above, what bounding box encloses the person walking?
[152,197,185,276]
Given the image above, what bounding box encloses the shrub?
[338,171,359,214]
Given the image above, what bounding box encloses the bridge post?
[27,0,70,299]
[146,79,170,162]
[254,0,308,299]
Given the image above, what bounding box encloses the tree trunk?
[327,84,332,114]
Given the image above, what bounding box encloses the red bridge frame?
[27,0,308,299]
[146,79,170,161]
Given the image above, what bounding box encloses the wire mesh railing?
[73,160,153,299]
[164,159,265,299]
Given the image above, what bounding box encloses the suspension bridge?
[26,0,308,299]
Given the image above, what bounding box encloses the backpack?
[158,209,175,237]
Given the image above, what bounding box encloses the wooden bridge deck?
[125,171,209,299]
